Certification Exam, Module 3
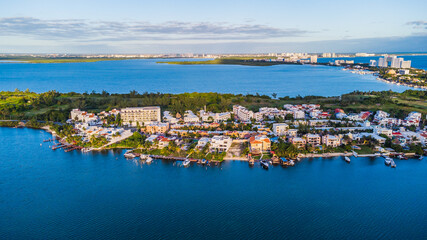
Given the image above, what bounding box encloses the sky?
[1,0,427,53]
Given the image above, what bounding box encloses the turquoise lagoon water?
[0,58,417,97]
[1,128,426,239]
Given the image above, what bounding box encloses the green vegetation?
[0,121,19,127]
[158,57,305,66]
[1,89,426,124]
[368,66,427,88]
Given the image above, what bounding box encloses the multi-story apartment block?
[121,106,161,126]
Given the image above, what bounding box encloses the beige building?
[292,137,306,148]
[249,135,271,154]
[144,122,169,134]
[322,135,341,147]
[305,134,321,146]
[121,106,161,126]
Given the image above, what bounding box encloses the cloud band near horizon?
[0,17,309,42]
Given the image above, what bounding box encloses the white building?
[210,136,232,152]
[374,127,393,138]
[163,111,178,124]
[197,137,211,149]
[183,110,200,123]
[272,123,289,136]
[401,60,411,69]
[70,109,99,125]
[293,110,305,119]
[390,57,403,68]
[404,112,422,126]
[369,60,377,67]
[378,57,387,68]
[233,105,254,121]
[374,110,389,122]
[322,135,341,147]
[399,69,409,75]
[200,110,231,122]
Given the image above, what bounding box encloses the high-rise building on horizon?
[400,60,411,68]
[310,55,318,63]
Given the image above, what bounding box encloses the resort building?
[158,137,171,149]
[286,129,298,137]
[199,110,231,122]
[249,135,271,154]
[210,136,232,152]
[403,112,421,126]
[144,122,169,134]
[374,127,393,138]
[70,109,99,125]
[293,110,305,119]
[163,111,179,124]
[272,123,289,136]
[184,110,200,123]
[322,135,341,147]
[292,137,306,148]
[197,137,210,150]
[233,105,254,121]
[305,134,321,146]
[121,106,161,126]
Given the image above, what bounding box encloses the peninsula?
[1,89,425,164]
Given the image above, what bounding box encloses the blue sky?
[1,0,426,53]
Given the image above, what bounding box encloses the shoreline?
[1,123,423,161]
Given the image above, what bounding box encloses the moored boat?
[260,160,269,169]
[344,156,351,163]
[183,159,190,167]
[391,159,396,168]
[384,157,392,166]
[146,156,153,164]
[124,151,136,159]
[352,151,358,157]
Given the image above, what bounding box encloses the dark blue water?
[318,55,427,70]
[0,58,416,97]
[1,127,426,239]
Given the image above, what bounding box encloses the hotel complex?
[121,106,161,126]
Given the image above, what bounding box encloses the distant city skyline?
[1,0,427,53]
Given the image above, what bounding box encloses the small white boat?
[146,156,153,164]
[419,156,424,161]
[183,159,190,167]
[390,160,396,168]
[81,148,91,153]
[344,156,351,163]
[398,155,404,160]
[289,160,295,166]
[260,160,269,169]
[124,151,136,159]
[352,151,358,157]
[384,157,392,166]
